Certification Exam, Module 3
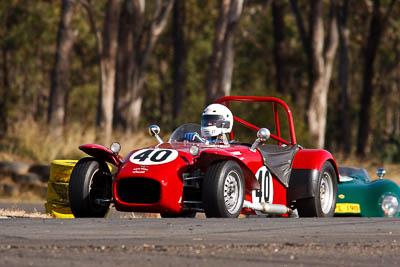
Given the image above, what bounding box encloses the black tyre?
[69,158,112,218]
[160,211,197,218]
[202,160,244,218]
[296,162,338,217]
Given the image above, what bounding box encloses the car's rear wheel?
[202,160,244,218]
[69,158,112,218]
[296,162,337,217]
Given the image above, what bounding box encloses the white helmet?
[201,104,233,138]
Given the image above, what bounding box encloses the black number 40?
[255,169,270,203]
[133,149,172,162]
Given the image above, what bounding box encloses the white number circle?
[252,166,273,215]
[129,149,178,165]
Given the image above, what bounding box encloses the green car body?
[335,167,400,217]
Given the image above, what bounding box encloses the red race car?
[69,96,339,218]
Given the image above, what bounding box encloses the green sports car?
[335,167,400,217]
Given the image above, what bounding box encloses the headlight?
[380,194,399,217]
[189,145,199,156]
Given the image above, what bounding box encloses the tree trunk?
[0,47,10,135]
[113,0,137,131]
[0,8,13,136]
[356,0,395,157]
[95,0,121,144]
[289,0,313,107]
[337,0,351,154]
[206,0,244,105]
[290,0,339,148]
[172,0,187,130]
[272,0,288,95]
[47,0,76,137]
[114,0,174,133]
[306,0,338,149]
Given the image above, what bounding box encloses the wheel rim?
[320,171,334,214]
[224,170,242,214]
[88,169,109,212]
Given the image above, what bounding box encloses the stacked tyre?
[45,160,78,218]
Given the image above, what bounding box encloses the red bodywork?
[80,96,339,215]
[113,143,266,213]
[79,144,123,166]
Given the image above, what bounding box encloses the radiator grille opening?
[117,178,161,204]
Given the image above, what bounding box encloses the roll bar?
[215,96,297,145]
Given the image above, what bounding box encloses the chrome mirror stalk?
[250,128,270,152]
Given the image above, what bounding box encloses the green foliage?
[1,0,400,163]
[0,0,59,123]
[371,133,400,163]
[68,84,98,125]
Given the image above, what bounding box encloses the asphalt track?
[1,203,400,267]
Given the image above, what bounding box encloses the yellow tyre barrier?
[49,160,78,183]
[45,202,74,219]
[46,181,69,205]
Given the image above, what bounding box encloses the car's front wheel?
[202,160,244,218]
[296,162,338,217]
[69,158,112,218]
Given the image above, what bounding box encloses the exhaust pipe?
[243,200,293,216]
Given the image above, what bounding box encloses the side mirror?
[148,125,163,144]
[110,142,121,154]
[250,128,270,152]
[149,125,160,136]
[376,168,386,179]
[257,128,270,142]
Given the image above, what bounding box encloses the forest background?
[0,0,400,176]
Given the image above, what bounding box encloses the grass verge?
[0,120,155,164]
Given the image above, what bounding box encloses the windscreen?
[338,167,370,182]
[168,123,201,142]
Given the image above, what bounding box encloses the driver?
[184,103,233,145]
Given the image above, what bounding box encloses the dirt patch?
[0,208,50,218]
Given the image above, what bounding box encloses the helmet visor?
[201,115,225,127]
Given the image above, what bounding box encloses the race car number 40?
[252,166,273,215]
[129,149,179,165]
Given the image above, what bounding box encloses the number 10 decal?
[129,149,178,165]
[252,166,273,211]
